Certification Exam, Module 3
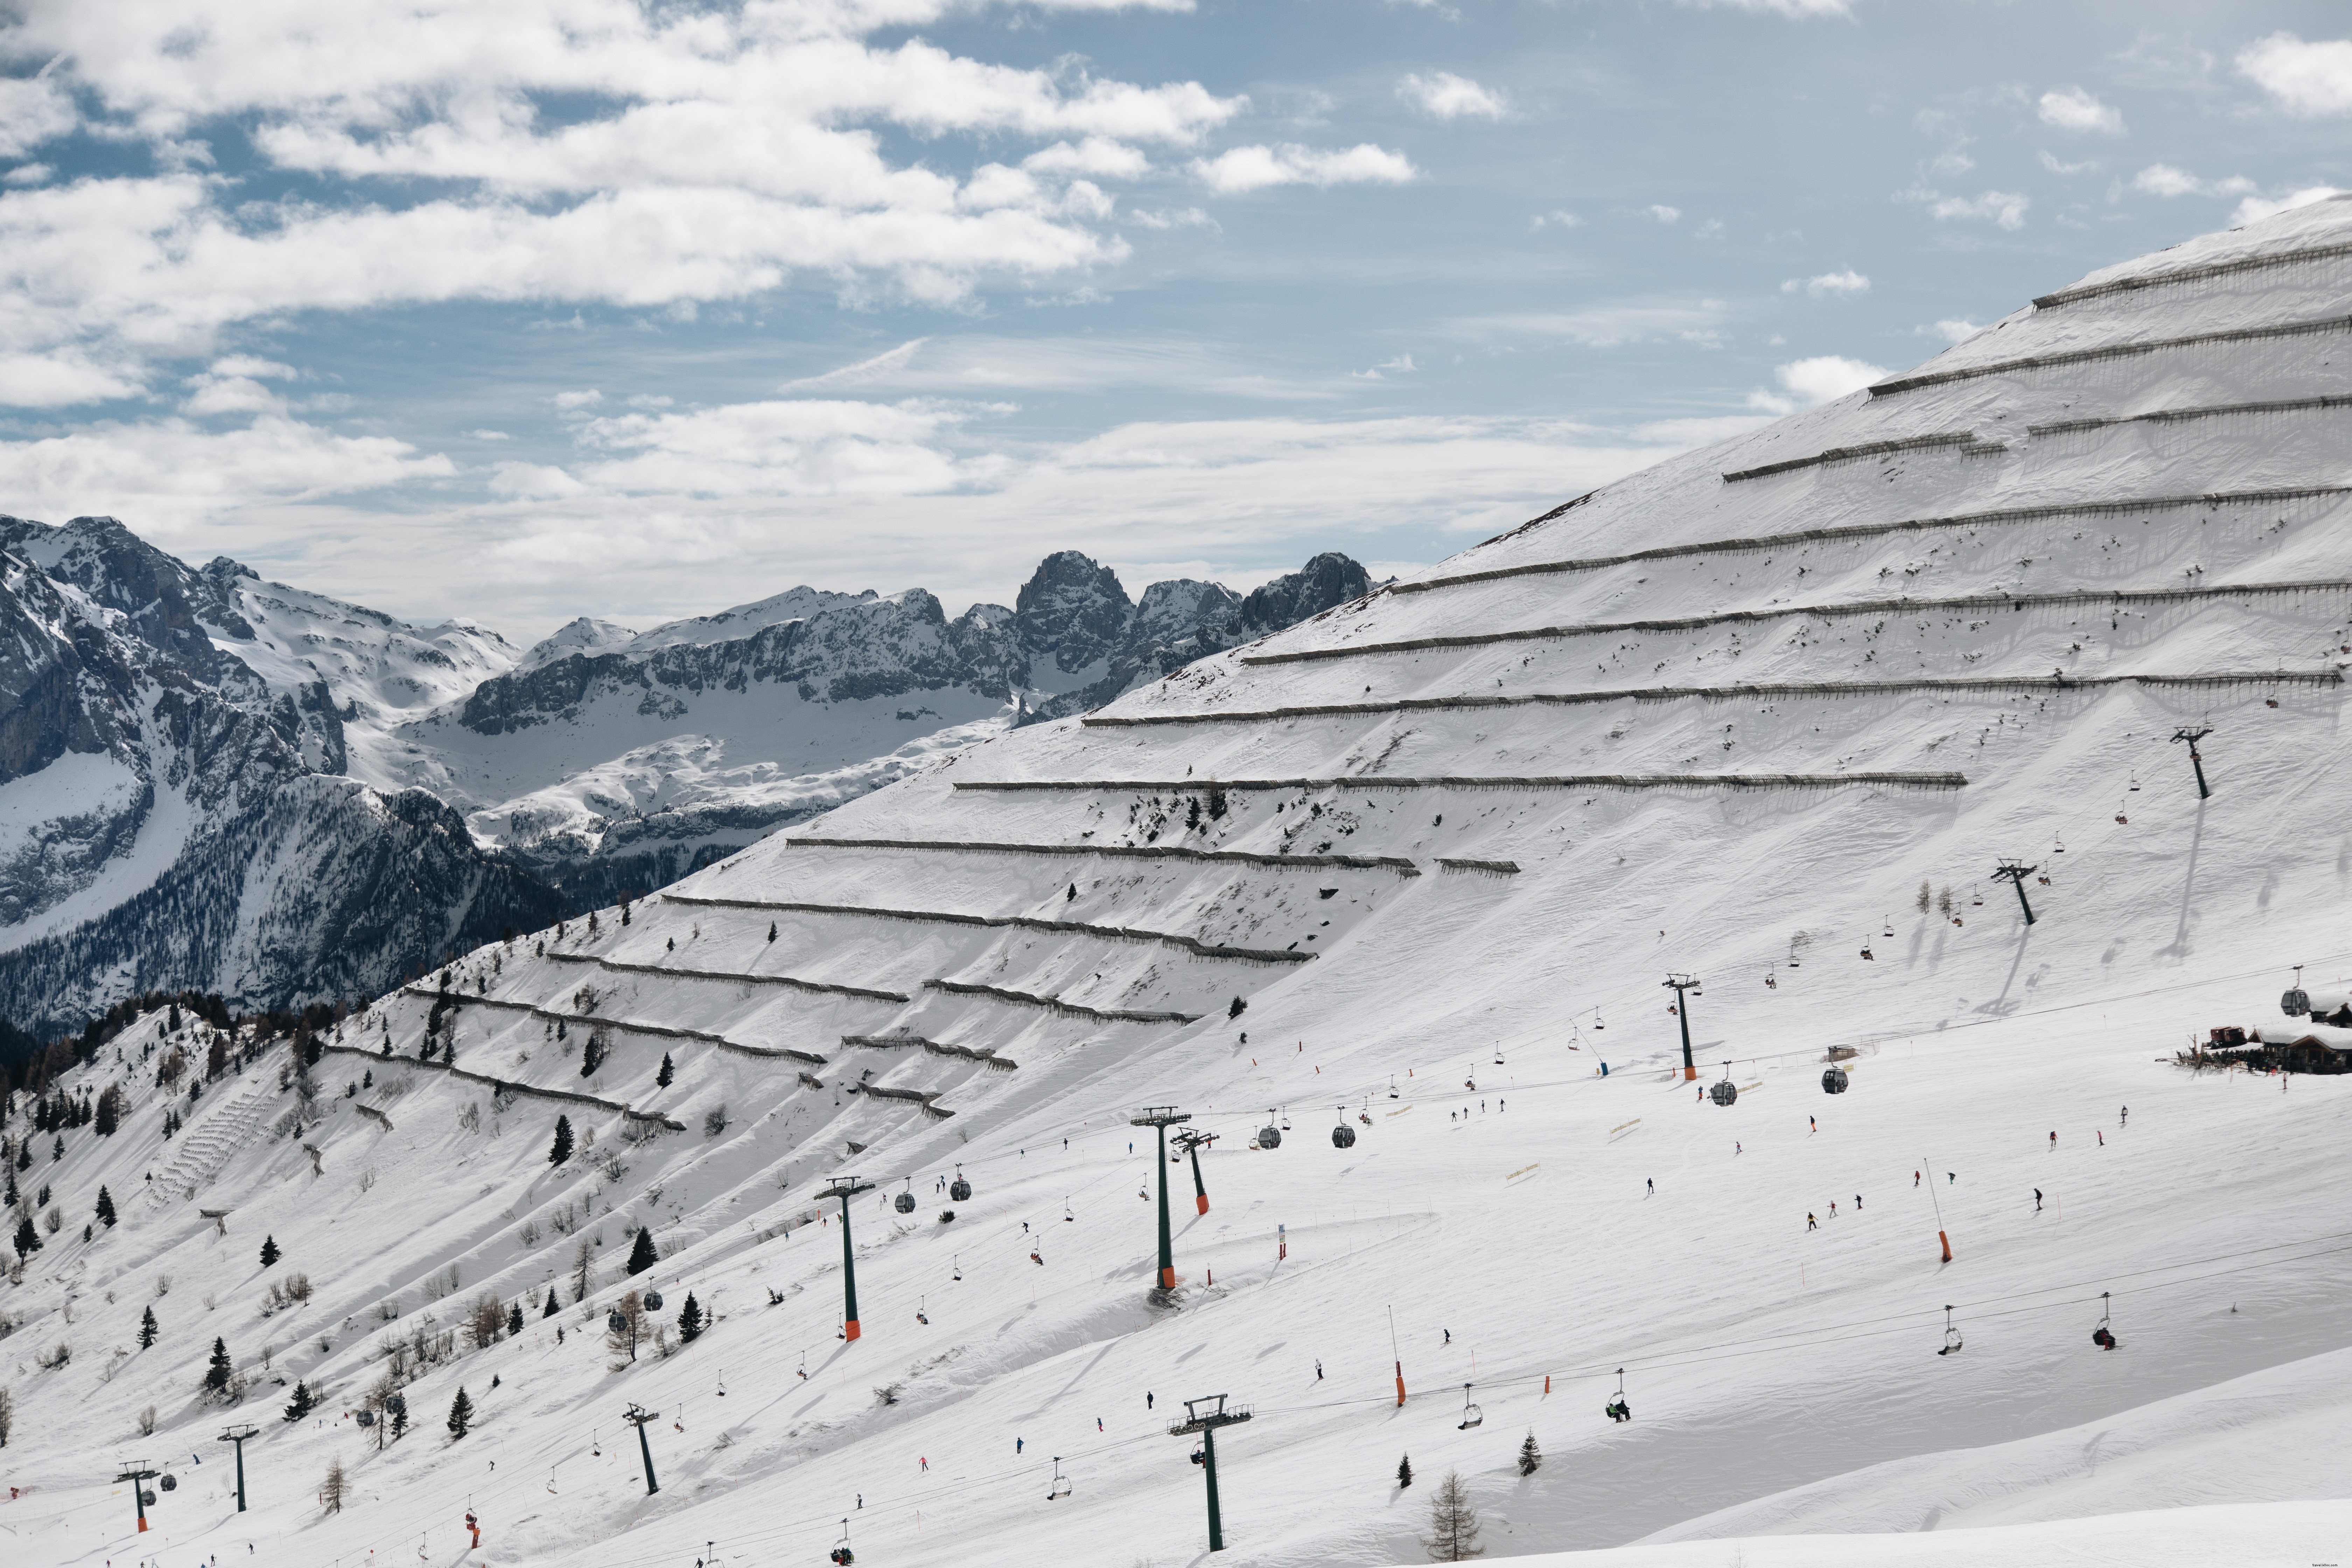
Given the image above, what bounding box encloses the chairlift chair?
[1332,1108,1357,1149]
[949,1164,971,1203]
[1603,1368,1631,1422]
[1457,1382,1483,1430]
[831,1519,856,1565]
[1258,1112,1283,1150]
[2282,966,2310,1017]
[952,1254,961,1281]
[1048,1457,1071,1499]
[1063,1198,1074,1221]
[916,1295,929,1325]
[1822,1065,1849,1094]
[1388,1074,1400,1099]
[1493,1044,1505,1065]
[1594,1009,1606,1029]
[1280,1108,1292,1131]
[2091,1291,2119,1350]
[1859,939,1875,961]
[1938,1306,1963,1356]
[1709,1065,1738,1107]
[895,1179,916,1214]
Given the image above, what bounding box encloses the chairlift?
[2128,775,2141,791]
[1492,1044,1505,1066]
[1859,939,1875,961]
[1937,1305,1963,1356]
[830,1518,856,1565]
[1388,1074,1400,1099]
[2053,834,2066,853]
[1280,1108,1292,1131]
[916,1294,929,1324]
[952,1254,962,1282]
[607,1310,629,1335]
[797,1353,807,1381]
[158,1473,177,1492]
[1883,915,1895,938]
[2282,966,2310,1016]
[1457,1382,1484,1430]
[718,1369,727,1397]
[2115,811,2129,825]
[1822,1065,1850,1095]
[1709,1065,1738,1107]
[1765,965,1778,990]
[1048,1456,1071,1500]
[949,1164,971,1203]
[2091,1291,2119,1350]
[895,1179,916,1214]
[1603,1368,1631,1422]
[1063,1197,1074,1222]
[1594,1009,1606,1029]
[1332,1107,1357,1149]
[1258,1111,1283,1150]
[1189,1446,1206,1467]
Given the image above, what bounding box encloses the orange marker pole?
[1389,1305,1407,1406]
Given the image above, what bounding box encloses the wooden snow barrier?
[2030,394,2352,438]
[399,986,828,1066]
[354,1104,393,1130]
[784,834,1419,875]
[851,1082,956,1118]
[1721,430,1980,484]
[842,1033,1021,1071]
[662,891,1312,965]
[921,978,1203,1024]
[2033,238,2352,310]
[543,949,909,1003]
[1436,858,1520,875]
[1075,670,2343,730]
[318,1042,686,1131]
[1869,312,2352,398]
[957,771,1967,793]
[1247,577,2352,666]
[1372,484,2350,600]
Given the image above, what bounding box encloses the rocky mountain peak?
[1015,551,1134,679]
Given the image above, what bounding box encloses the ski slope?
[9,202,2352,1567]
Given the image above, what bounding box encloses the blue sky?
[2,1,2348,642]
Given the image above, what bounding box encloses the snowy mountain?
[8,202,2352,1568]
[0,525,1371,1032]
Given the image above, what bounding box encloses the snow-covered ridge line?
[953,771,1972,790]
[785,834,1422,874]
[659,892,1315,965]
[1084,672,2339,729]
[2033,236,2352,309]
[542,948,912,1003]
[316,1041,686,1130]
[1244,580,2352,665]
[1379,486,2350,598]
[2029,394,2352,436]
[1722,431,1978,484]
[1868,313,2352,397]
[400,985,830,1065]
[920,977,1202,1024]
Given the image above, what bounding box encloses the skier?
[2092,1325,2119,1350]
[2097,1130,2104,1146]
[1315,1360,1324,1381]
[2034,1188,2042,1211]
[1809,1116,1816,1134]
[2049,1131,2057,1149]
[1947,1172,1955,1185]
[920,1457,928,1471]
[1806,1213,1818,1231]
[1854,1194,1862,1210]
[1097,1418,1104,1432]
[1016,1438,1024,1454]
[1444,1329,1451,1346]
[1828,1201,1836,1217]
[1147,1392,1154,1409]
[1913,1170,1921,1188]
[2120,1106,2128,1126]
[1735,1142,1742,1155]
[1646,1178,1654,1195]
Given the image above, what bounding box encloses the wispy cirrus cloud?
[1191,143,1418,193]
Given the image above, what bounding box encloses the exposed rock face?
[0,519,1371,1034]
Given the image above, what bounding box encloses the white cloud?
[2039,150,2097,175]
[2131,163,2257,199]
[1782,268,1869,297]
[2238,32,2352,117]
[1529,210,1581,230]
[0,3,1246,406]
[1748,354,1886,414]
[1676,0,1851,16]
[1397,72,1508,121]
[573,399,982,498]
[3,162,54,187]
[488,461,592,500]
[1906,187,2030,230]
[1353,353,1417,380]
[2037,87,2124,135]
[1461,299,1730,348]
[554,390,605,410]
[2231,186,2346,227]
[468,429,512,441]
[0,352,144,407]
[1192,143,1417,194]
[1125,206,1217,231]
[1644,204,1682,224]
[1924,319,1983,344]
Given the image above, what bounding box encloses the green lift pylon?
[1169,1394,1253,1552]
[217,1424,258,1512]
[1663,974,1702,1081]
[821,1176,876,1340]
[1130,1106,1192,1289]
[2171,725,2214,799]
[115,1463,160,1534]
[1992,860,2039,925]
[621,1402,660,1495]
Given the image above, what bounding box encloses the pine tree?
[656,1053,674,1088]
[1424,1469,1484,1561]
[548,1115,574,1166]
[284,1379,316,1422]
[506,1301,524,1337]
[1915,878,1932,914]
[543,1288,560,1319]
[447,1385,473,1439]
[139,1305,158,1348]
[626,1226,658,1276]
[1397,1452,1413,1489]
[1517,1431,1541,1477]
[678,1292,705,1343]
[204,1336,233,1395]
[94,1186,116,1227]
[320,1455,347,1514]
[386,1390,408,1440]
[259,1235,281,1267]
[11,1214,39,1260]
[766,922,777,943]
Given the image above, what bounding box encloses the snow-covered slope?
[8,203,2352,1568]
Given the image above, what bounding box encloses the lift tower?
[217,1423,258,1512]
[1129,1106,1192,1290]
[2171,725,2216,799]
[1169,1394,1253,1552]
[1662,974,1702,1081]
[1991,860,2039,925]
[821,1176,876,1340]
[620,1402,660,1495]
[1173,1128,1215,1216]
[115,1463,160,1534]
